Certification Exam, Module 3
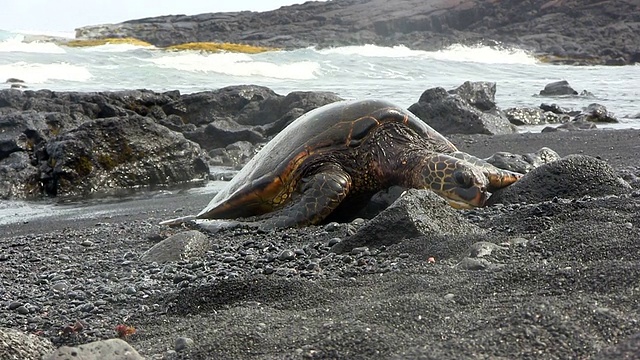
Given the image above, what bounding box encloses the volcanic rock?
[331,189,481,253]
[487,155,632,206]
[409,85,516,135]
[74,0,640,65]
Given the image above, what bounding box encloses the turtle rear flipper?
[257,165,352,229]
[159,215,197,226]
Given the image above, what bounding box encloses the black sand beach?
[2,129,639,359]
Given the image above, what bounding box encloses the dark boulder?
[208,141,259,169]
[184,119,265,151]
[162,85,282,126]
[487,155,631,206]
[448,81,497,111]
[0,152,40,199]
[258,91,342,136]
[540,103,574,115]
[539,80,579,96]
[484,147,561,174]
[39,115,209,197]
[331,189,481,254]
[574,103,619,123]
[408,85,516,135]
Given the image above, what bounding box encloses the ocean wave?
[315,44,537,65]
[0,34,66,54]
[146,52,319,80]
[81,43,155,53]
[0,62,92,83]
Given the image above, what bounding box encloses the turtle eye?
[453,170,474,188]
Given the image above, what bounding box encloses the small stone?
[223,256,237,263]
[80,240,94,247]
[444,293,455,301]
[324,222,341,232]
[16,305,30,315]
[350,247,369,255]
[78,303,95,313]
[328,238,341,246]
[175,337,194,352]
[8,301,23,310]
[457,257,497,271]
[52,281,69,293]
[278,250,296,261]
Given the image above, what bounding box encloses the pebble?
[350,247,369,255]
[175,337,195,352]
[8,301,23,310]
[223,256,237,263]
[278,250,296,261]
[16,305,30,315]
[52,281,69,292]
[328,238,341,246]
[324,222,341,232]
[81,240,94,247]
[78,302,95,313]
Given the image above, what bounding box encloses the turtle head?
[417,154,489,208]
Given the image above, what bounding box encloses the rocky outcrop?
[0,86,342,199]
[408,82,517,135]
[503,81,619,128]
[75,0,640,65]
[487,155,632,206]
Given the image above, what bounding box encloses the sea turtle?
[163,99,522,230]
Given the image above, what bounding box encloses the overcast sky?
[2,0,310,33]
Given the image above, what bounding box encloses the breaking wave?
[316,44,537,65]
[0,34,66,54]
[0,62,92,83]
[147,52,320,80]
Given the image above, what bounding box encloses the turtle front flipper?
[450,151,523,192]
[259,165,353,229]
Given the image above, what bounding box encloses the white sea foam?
[0,62,92,83]
[81,43,155,53]
[0,34,66,54]
[316,44,537,65]
[147,52,319,80]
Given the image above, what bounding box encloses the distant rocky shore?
[0,80,622,200]
[74,0,640,65]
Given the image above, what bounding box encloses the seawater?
[1,29,639,128]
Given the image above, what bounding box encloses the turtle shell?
[197,99,457,219]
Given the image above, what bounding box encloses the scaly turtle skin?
[173,99,522,229]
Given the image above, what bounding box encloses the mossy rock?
[64,38,152,47]
[165,42,276,54]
